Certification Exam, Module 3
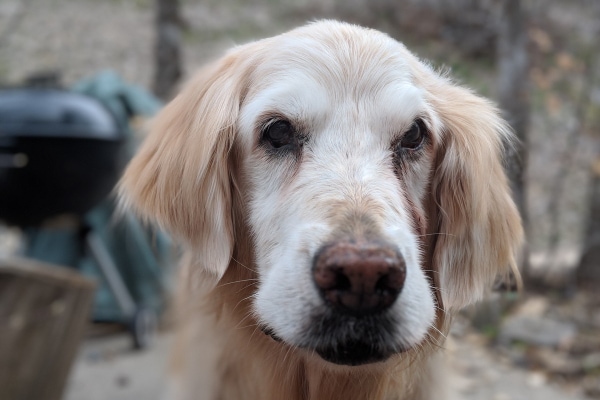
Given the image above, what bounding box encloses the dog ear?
[427,83,523,311]
[119,49,252,282]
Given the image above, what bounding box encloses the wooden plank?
[0,258,95,400]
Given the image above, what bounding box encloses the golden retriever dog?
[119,20,523,400]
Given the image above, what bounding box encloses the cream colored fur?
[119,20,523,400]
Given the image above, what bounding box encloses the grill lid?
[0,88,121,140]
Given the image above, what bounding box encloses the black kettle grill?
[0,83,162,349]
[0,87,126,226]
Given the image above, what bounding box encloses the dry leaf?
[530,28,553,52]
[556,52,576,71]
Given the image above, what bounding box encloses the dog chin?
[261,327,395,365]
[261,312,409,366]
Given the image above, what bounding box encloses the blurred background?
[0,0,599,399]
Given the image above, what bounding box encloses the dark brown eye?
[262,120,295,149]
[400,120,425,150]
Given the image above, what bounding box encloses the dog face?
[237,30,440,365]
[120,21,522,366]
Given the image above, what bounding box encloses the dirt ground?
[62,322,589,400]
[1,0,599,399]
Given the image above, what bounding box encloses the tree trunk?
[577,155,600,287]
[496,0,531,276]
[153,0,183,101]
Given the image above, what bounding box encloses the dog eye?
[262,120,295,149]
[399,120,425,150]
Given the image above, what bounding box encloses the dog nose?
[312,240,406,315]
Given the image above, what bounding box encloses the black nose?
[312,240,406,316]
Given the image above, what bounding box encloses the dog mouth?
[260,312,404,366]
[315,340,393,366]
[261,324,392,365]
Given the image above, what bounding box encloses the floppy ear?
[427,82,523,311]
[119,49,252,281]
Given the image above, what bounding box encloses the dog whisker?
[420,269,440,275]
[231,256,258,274]
[415,232,458,238]
[231,293,257,314]
[216,278,259,288]
[235,323,260,331]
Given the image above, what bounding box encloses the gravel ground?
[446,323,589,400]
[64,333,170,400]
[63,326,590,400]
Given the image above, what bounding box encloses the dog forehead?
[239,30,427,140]
[250,24,416,96]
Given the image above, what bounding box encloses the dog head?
[120,21,522,366]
